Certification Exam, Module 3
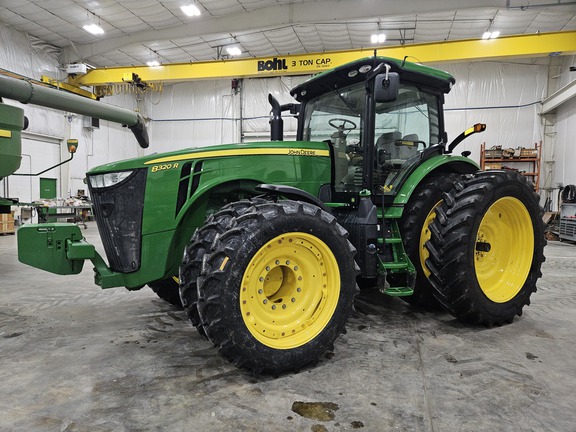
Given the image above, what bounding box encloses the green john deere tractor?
[2,57,545,374]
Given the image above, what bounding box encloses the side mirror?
[374,72,399,103]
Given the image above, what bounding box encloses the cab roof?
[290,56,455,102]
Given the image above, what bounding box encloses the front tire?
[180,199,267,337]
[197,200,358,374]
[426,171,545,326]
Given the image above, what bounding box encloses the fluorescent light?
[147,60,160,67]
[226,46,242,56]
[181,4,201,16]
[371,33,386,44]
[83,23,104,35]
[482,32,491,40]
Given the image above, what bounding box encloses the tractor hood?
[88,140,330,174]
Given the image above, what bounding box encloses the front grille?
[88,169,147,273]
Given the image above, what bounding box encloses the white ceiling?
[0,0,575,68]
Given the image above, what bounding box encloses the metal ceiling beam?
[63,0,508,63]
[70,32,576,87]
[541,79,576,114]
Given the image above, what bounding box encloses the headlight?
[89,171,133,188]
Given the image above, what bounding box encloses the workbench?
[35,205,92,229]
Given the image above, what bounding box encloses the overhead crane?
[68,31,576,94]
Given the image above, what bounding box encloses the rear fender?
[385,156,478,218]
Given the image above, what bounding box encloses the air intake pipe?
[268,93,300,142]
[268,93,283,141]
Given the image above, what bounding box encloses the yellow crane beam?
[72,31,576,87]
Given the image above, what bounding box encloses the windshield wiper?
[329,87,360,116]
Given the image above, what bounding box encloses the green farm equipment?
[3,57,545,374]
[0,73,149,209]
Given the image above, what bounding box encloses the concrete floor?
[1,223,576,432]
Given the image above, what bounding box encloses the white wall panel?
[242,75,309,139]
[555,95,576,188]
[0,23,66,138]
[8,137,60,203]
[553,54,576,189]
[438,61,547,164]
[141,80,238,154]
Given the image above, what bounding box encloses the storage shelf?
[482,158,538,162]
[480,141,541,192]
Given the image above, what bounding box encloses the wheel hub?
[474,197,534,303]
[240,232,340,349]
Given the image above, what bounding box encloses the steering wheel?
[329,118,357,131]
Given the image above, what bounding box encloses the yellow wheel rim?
[475,197,534,303]
[240,232,340,349]
[419,201,442,278]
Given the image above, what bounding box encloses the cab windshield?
[302,81,441,195]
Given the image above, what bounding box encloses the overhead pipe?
[0,74,149,148]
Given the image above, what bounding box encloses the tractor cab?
[290,57,454,205]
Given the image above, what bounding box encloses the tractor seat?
[375,130,402,163]
[397,134,420,160]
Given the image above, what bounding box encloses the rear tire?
[197,200,358,374]
[400,173,461,310]
[426,171,545,326]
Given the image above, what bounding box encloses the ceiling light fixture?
[146,50,161,67]
[226,46,242,56]
[83,23,104,35]
[371,33,386,44]
[181,4,201,17]
[482,30,500,40]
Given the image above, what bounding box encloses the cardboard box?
[0,221,15,233]
[484,163,502,170]
[520,148,538,158]
[0,212,14,222]
[485,149,502,158]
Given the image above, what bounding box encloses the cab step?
[380,262,410,270]
[383,286,414,297]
